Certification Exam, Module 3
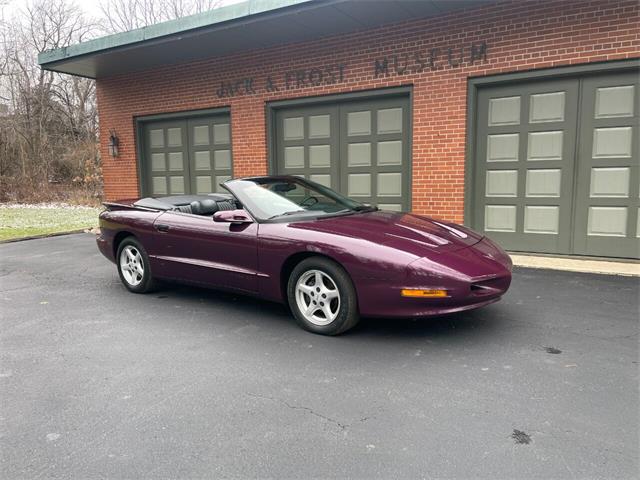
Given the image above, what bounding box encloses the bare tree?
[99,0,224,33]
[0,0,225,203]
[0,0,96,182]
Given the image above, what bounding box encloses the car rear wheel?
[287,257,359,335]
[116,237,156,293]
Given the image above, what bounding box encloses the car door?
[150,210,259,293]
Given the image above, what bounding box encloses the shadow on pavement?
[146,281,505,343]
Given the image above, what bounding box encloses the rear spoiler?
[102,201,162,212]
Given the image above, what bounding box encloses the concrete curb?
[511,254,640,277]
[0,229,93,244]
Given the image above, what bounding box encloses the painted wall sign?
[214,41,486,98]
[373,41,488,77]
[216,64,346,98]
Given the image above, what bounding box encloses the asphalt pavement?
[1,233,638,479]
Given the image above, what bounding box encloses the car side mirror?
[213,209,253,224]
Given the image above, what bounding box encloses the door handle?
[156,224,170,232]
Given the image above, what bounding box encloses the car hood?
[290,210,483,257]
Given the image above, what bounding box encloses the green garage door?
[573,72,639,258]
[141,114,232,196]
[473,70,639,259]
[274,96,411,211]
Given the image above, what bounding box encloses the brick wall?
[97,0,640,223]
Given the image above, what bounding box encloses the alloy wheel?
[295,269,341,326]
[119,245,144,286]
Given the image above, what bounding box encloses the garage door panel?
[486,170,518,197]
[214,150,232,171]
[474,69,639,259]
[377,172,402,197]
[589,167,630,198]
[377,140,403,166]
[151,153,165,172]
[592,126,632,158]
[276,105,340,190]
[167,152,184,171]
[347,110,372,136]
[594,85,635,119]
[143,120,190,196]
[529,91,566,123]
[377,107,403,134]
[347,173,372,197]
[309,145,331,168]
[488,95,520,126]
[573,72,639,258]
[339,98,410,208]
[525,169,562,197]
[309,173,331,188]
[213,123,230,145]
[527,131,564,161]
[347,142,372,167]
[487,134,519,162]
[149,128,164,148]
[523,206,560,235]
[284,146,305,168]
[283,117,304,140]
[152,177,167,195]
[475,78,579,254]
[308,114,331,139]
[187,116,233,194]
[587,206,628,237]
[142,113,232,196]
[484,205,517,232]
[192,125,209,145]
[275,95,410,210]
[169,176,185,194]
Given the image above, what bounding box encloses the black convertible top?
[134,193,234,210]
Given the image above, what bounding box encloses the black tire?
[116,236,157,293]
[287,257,359,335]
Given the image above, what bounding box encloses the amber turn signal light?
[401,289,448,298]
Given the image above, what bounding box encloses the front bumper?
[356,237,512,318]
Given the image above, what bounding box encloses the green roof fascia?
[38,0,314,66]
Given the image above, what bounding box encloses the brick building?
[39,0,639,258]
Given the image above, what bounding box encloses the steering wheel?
[300,196,319,208]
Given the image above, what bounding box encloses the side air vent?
[470,277,504,296]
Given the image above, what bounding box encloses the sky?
[2,0,245,22]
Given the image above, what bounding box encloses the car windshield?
[223,177,372,221]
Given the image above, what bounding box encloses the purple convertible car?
[97,176,512,335]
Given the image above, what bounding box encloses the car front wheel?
[287,257,359,335]
[116,237,156,293]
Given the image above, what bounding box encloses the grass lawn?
[0,205,102,241]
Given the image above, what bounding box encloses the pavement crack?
[0,285,31,293]
[246,392,348,431]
